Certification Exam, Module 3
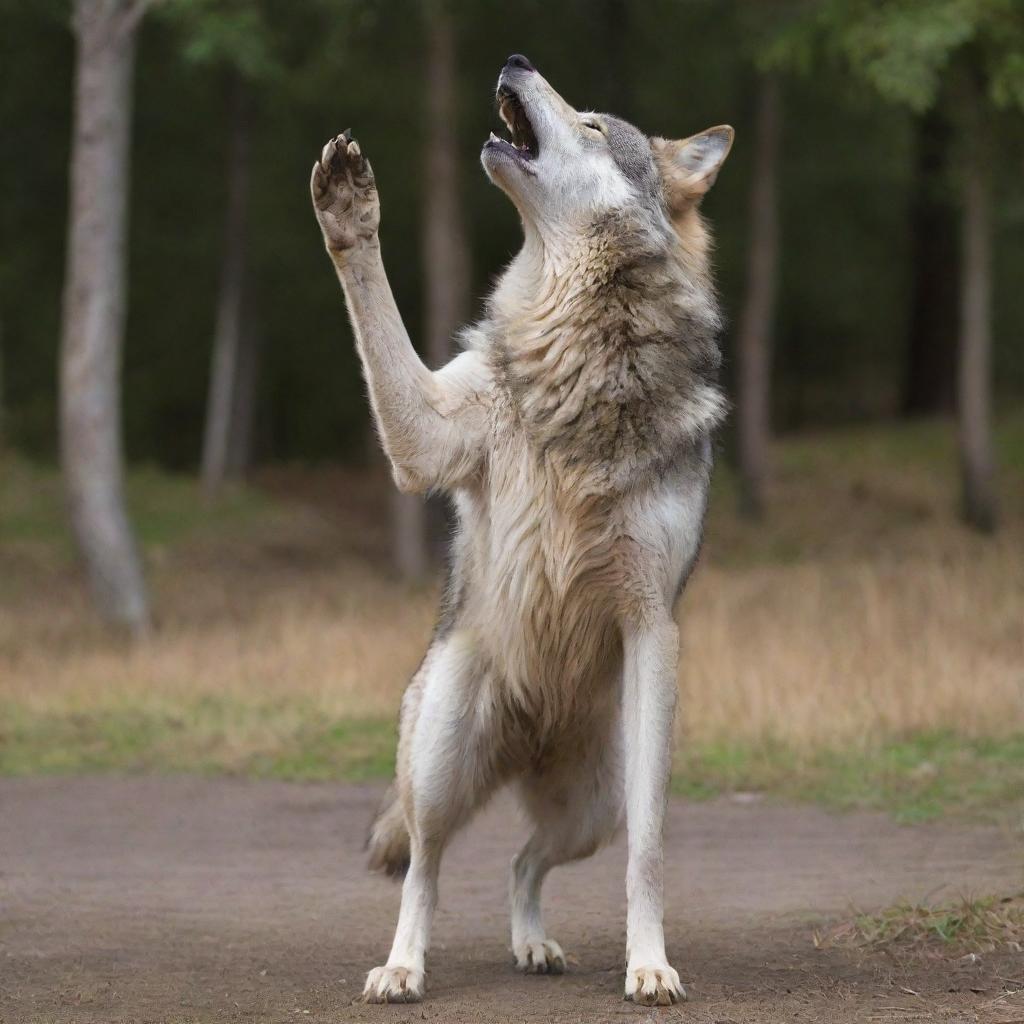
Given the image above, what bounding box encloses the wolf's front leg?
[363,634,498,1004]
[310,134,487,494]
[620,616,685,1006]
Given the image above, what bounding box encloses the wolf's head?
[481,55,732,255]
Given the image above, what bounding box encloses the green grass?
[2,699,1022,822]
[0,452,273,552]
[673,733,1024,823]
[0,700,396,781]
[248,717,397,782]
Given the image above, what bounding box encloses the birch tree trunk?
[735,74,781,520]
[956,87,997,533]
[391,0,470,580]
[201,74,251,495]
[60,0,151,632]
[224,287,260,477]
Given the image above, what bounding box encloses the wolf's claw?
[310,131,379,254]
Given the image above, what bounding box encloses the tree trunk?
[735,74,781,520]
[391,0,471,580]
[901,106,958,416]
[224,284,260,477]
[422,2,469,371]
[956,90,997,533]
[60,0,151,632]
[201,74,251,495]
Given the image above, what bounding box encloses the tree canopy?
[1,0,1023,468]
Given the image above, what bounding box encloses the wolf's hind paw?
[515,938,566,974]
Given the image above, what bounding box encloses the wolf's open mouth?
[490,87,539,161]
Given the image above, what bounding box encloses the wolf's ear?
[651,126,734,210]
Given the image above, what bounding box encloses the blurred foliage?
[0,450,271,550]
[765,0,1024,113]
[0,0,1023,467]
[158,0,283,80]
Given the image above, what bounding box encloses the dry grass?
[682,551,1024,747]
[817,893,1024,954]
[3,538,1021,748]
[1,416,1023,795]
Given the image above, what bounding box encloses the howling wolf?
[310,53,732,1007]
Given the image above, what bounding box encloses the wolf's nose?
[505,54,535,72]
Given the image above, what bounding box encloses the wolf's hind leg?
[510,736,623,975]
[363,634,498,1004]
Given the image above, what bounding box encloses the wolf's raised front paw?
[362,964,424,1003]
[624,963,686,1005]
[514,937,566,974]
[310,131,380,255]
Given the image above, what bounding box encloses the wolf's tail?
[366,786,410,879]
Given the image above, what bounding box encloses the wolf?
[310,53,732,1007]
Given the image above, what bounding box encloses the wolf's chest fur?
[462,428,623,732]
[458,338,673,727]
[451,232,725,731]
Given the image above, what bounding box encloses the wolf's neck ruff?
[485,209,726,496]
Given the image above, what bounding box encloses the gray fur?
[603,115,662,205]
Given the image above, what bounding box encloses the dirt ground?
[1,778,1022,1024]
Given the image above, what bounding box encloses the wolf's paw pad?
[624,964,686,1005]
[362,964,424,1003]
[515,938,566,974]
[310,131,380,253]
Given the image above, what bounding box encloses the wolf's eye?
[580,119,604,135]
